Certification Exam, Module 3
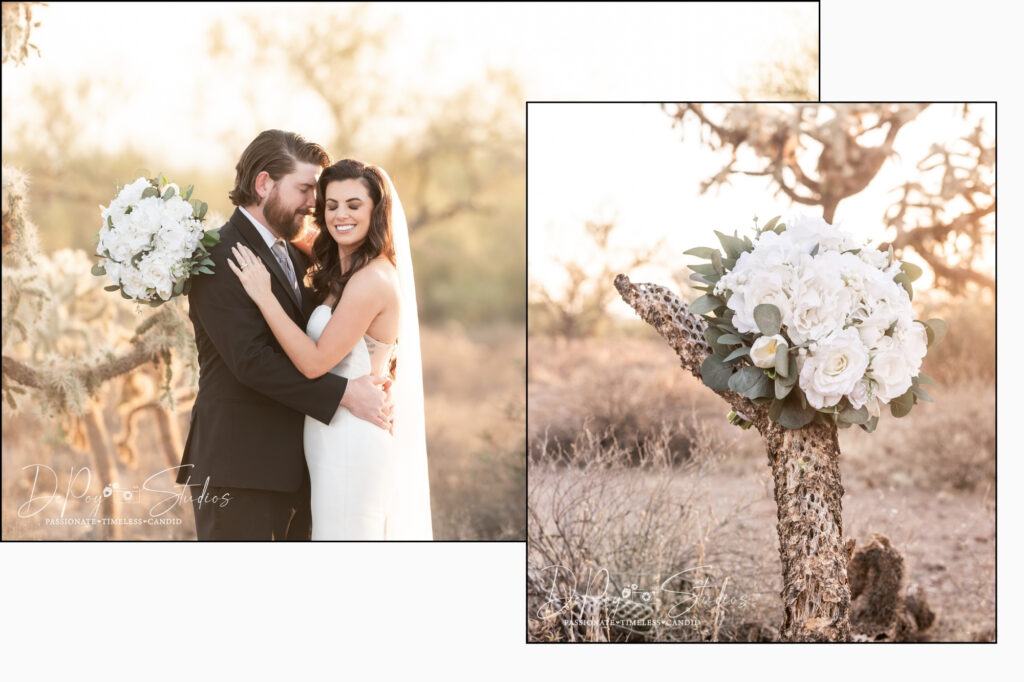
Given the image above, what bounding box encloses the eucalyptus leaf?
[728,366,763,394]
[768,397,783,421]
[162,186,176,201]
[900,261,923,281]
[782,356,798,385]
[703,327,729,357]
[924,318,947,345]
[774,343,789,377]
[763,215,780,232]
[173,279,185,296]
[91,263,106,276]
[916,372,936,387]
[717,333,742,345]
[723,346,750,363]
[911,385,933,402]
[777,397,815,429]
[141,186,160,200]
[714,230,747,259]
[890,388,915,418]
[839,403,869,424]
[713,321,739,337]
[773,222,786,235]
[729,366,773,399]
[894,272,914,299]
[683,246,718,259]
[700,355,733,393]
[689,294,724,315]
[103,284,120,292]
[711,249,724,275]
[753,303,782,336]
[809,243,820,257]
[860,415,879,433]
[197,266,214,275]
[775,376,794,400]
[689,263,718,278]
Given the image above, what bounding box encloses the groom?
[177,129,392,540]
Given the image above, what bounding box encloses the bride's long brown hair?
[309,159,396,311]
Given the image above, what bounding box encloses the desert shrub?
[528,418,772,642]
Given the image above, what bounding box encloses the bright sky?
[527,102,994,316]
[1,2,817,170]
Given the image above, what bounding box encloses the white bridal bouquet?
[687,215,946,432]
[92,176,220,305]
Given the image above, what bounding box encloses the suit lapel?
[231,209,303,315]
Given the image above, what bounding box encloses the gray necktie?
[271,239,300,301]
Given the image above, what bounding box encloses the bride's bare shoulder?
[343,258,399,298]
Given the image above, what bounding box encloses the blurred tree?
[737,32,818,101]
[884,116,994,293]
[529,215,663,338]
[206,4,525,323]
[664,103,994,294]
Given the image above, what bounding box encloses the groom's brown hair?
[228,130,330,207]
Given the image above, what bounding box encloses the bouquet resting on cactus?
[93,175,220,306]
[686,215,946,432]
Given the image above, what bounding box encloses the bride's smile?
[324,178,374,260]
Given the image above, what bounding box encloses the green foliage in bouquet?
[92,174,220,306]
[686,216,946,432]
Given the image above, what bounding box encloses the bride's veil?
[381,169,433,540]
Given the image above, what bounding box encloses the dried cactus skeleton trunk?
[615,274,851,642]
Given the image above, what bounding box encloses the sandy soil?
[677,458,995,641]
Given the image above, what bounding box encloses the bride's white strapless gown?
[303,304,398,540]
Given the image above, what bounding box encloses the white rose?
[787,252,854,345]
[750,334,787,368]
[895,320,928,372]
[847,379,881,418]
[724,267,793,335]
[867,336,914,402]
[785,214,859,254]
[798,328,870,409]
[103,259,123,285]
[854,298,900,349]
[858,248,889,270]
[120,268,149,300]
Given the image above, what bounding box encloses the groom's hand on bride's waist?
[340,374,394,431]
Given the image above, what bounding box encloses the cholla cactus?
[616,274,851,642]
[1,2,43,66]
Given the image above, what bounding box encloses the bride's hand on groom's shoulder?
[341,374,394,431]
[227,244,273,306]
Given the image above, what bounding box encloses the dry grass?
[528,418,780,642]
[527,315,995,641]
[2,322,525,541]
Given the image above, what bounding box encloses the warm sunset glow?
[528,103,994,314]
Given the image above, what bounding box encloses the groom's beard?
[263,188,309,241]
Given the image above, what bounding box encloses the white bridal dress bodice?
[302,304,398,540]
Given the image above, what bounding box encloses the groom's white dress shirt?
[238,206,301,300]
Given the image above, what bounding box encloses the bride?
[227,159,432,540]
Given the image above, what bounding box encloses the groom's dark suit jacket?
[176,208,347,492]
